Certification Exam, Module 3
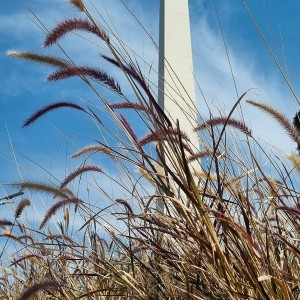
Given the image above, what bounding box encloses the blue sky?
[1,0,300,227]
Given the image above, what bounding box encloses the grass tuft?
[3,2,300,300]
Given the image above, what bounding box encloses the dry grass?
[2,1,300,299]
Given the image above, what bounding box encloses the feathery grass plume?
[0,219,14,227]
[138,128,194,155]
[120,114,138,142]
[0,233,21,242]
[15,199,31,219]
[116,199,133,214]
[44,18,109,47]
[11,254,43,267]
[68,0,85,11]
[60,165,103,188]
[15,182,72,198]
[40,198,82,229]
[139,128,190,146]
[102,55,172,127]
[287,153,300,174]
[71,144,115,158]
[195,116,252,136]
[45,234,74,245]
[47,66,122,95]
[7,50,70,69]
[23,101,87,127]
[246,100,300,145]
[110,102,153,115]
[17,279,60,300]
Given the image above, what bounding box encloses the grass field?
[1,1,300,299]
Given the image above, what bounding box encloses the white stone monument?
[158,0,198,146]
[158,0,199,210]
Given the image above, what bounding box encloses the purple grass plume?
[110,102,152,115]
[44,18,109,47]
[0,219,14,227]
[116,199,133,214]
[47,66,122,95]
[247,100,300,145]
[195,117,252,136]
[139,128,190,147]
[139,128,194,155]
[15,199,31,218]
[120,114,138,143]
[23,101,86,127]
[40,198,82,229]
[61,165,103,188]
[11,254,43,267]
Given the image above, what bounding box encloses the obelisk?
[157,0,199,210]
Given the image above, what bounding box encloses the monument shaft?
[157,0,200,211]
[158,0,198,148]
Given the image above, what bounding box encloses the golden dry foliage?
[2,1,300,300]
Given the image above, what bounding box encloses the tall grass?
[2,1,300,299]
